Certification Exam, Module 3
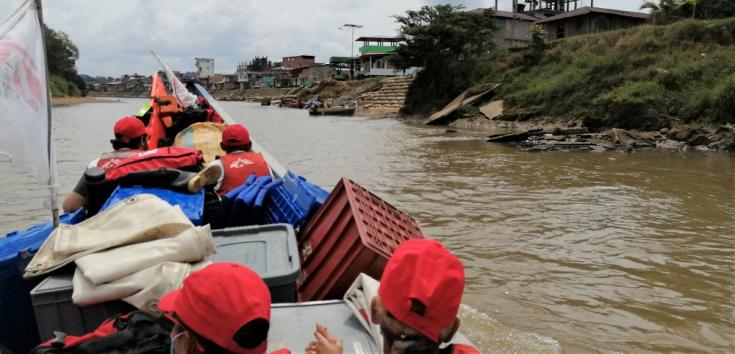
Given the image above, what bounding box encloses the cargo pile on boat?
[0,78,438,354]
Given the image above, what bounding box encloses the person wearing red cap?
[62,116,148,212]
[305,239,480,354]
[159,262,290,354]
[203,124,271,197]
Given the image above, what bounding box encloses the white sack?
[75,224,214,285]
[344,273,383,348]
[25,195,193,278]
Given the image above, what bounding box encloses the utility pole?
[342,24,363,80]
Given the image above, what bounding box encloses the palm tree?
[640,0,694,24]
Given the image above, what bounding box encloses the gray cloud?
[1,0,647,76]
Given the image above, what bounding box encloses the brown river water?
[1,99,734,353]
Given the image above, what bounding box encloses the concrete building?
[282,55,316,69]
[537,7,649,41]
[296,64,336,86]
[195,58,214,79]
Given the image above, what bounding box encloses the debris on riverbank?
[482,122,735,153]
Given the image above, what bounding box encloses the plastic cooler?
[0,209,86,354]
[264,172,329,230]
[268,300,380,353]
[297,177,424,301]
[100,186,205,225]
[211,224,300,303]
[30,274,136,341]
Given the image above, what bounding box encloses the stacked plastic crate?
[297,177,425,301]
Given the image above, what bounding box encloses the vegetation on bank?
[394,3,735,131]
[480,17,735,130]
[43,25,85,97]
[392,5,498,114]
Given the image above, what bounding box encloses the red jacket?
[218,151,270,196]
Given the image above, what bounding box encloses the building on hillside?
[472,9,538,46]
[328,57,351,80]
[536,7,648,40]
[296,64,336,86]
[354,36,418,77]
[208,74,224,90]
[195,58,214,84]
[282,55,316,69]
[271,67,294,88]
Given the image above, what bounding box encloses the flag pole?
[34,0,60,227]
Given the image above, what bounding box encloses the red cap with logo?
[158,263,271,354]
[222,124,251,148]
[113,116,146,143]
[378,239,465,343]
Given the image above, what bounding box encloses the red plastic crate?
[297,177,424,301]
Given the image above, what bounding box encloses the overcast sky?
[2,0,647,76]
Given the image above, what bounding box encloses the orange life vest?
[218,151,270,196]
[96,149,142,171]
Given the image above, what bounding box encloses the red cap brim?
[158,289,180,314]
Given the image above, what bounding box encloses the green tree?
[696,0,735,19]
[393,5,497,113]
[43,25,86,95]
[641,0,690,24]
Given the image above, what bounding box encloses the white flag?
[0,0,55,186]
[152,51,197,108]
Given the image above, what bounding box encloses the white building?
[195,58,214,79]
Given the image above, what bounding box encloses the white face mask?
[170,331,186,354]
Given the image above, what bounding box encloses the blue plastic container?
[100,186,205,225]
[281,171,329,214]
[0,208,86,354]
[264,172,329,230]
[264,185,309,229]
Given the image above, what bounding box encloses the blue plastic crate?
[100,186,205,225]
[0,208,86,354]
[0,208,86,279]
[281,172,329,215]
[264,185,309,229]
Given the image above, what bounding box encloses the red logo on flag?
[0,39,43,112]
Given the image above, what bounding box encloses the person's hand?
[305,324,343,354]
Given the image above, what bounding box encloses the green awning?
[358,45,397,54]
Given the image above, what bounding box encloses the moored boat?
[308,106,356,116]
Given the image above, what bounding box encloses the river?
[1,99,733,353]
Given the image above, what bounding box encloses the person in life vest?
[158,263,289,354]
[62,116,148,212]
[203,124,270,197]
[305,239,481,354]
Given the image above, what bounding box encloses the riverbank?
[51,96,110,107]
[401,17,735,152]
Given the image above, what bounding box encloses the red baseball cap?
[378,239,465,343]
[158,263,271,354]
[222,124,251,147]
[113,116,146,143]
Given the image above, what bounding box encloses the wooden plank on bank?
[424,83,500,125]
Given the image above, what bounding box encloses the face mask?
[170,331,185,354]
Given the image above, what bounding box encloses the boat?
[0,77,476,354]
[278,96,302,109]
[308,106,356,116]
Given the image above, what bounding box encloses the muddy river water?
[1,99,733,353]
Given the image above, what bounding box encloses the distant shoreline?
[51,96,113,107]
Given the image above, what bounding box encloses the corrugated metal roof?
[355,36,401,42]
[470,8,538,22]
[536,7,649,24]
